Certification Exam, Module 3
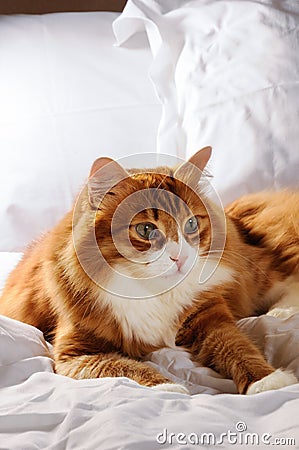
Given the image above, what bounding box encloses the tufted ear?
[88,157,129,208]
[174,146,212,188]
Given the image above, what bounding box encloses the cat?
[0,146,298,395]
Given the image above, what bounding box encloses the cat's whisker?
[197,248,271,280]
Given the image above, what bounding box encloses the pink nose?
[169,255,188,271]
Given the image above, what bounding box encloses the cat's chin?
[157,272,188,286]
[138,271,188,295]
[158,267,190,280]
[160,271,183,279]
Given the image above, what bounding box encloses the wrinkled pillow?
[114,0,299,204]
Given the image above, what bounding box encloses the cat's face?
[77,147,220,294]
[109,176,211,281]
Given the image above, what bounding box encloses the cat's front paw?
[151,383,190,395]
[246,369,298,395]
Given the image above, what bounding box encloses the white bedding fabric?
[114,0,299,205]
[0,12,161,253]
[0,253,23,294]
[1,255,299,449]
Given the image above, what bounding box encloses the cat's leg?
[177,295,298,394]
[53,330,189,394]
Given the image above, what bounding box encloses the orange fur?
[0,148,298,393]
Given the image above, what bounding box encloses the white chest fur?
[101,263,234,348]
[103,276,195,347]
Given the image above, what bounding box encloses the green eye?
[184,216,198,234]
[135,222,156,239]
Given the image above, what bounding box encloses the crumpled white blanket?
[0,312,299,449]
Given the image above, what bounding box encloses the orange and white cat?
[0,147,298,395]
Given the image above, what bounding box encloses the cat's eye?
[184,216,198,234]
[135,222,157,240]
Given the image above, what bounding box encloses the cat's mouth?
[155,254,199,281]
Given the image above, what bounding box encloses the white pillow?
[114,0,299,204]
[0,12,161,251]
[0,252,23,293]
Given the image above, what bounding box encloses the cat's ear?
[174,146,212,188]
[88,157,129,208]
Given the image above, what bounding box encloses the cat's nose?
[169,255,188,271]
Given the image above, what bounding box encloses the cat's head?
[74,147,225,295]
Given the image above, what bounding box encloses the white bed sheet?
[0,254,299,449]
